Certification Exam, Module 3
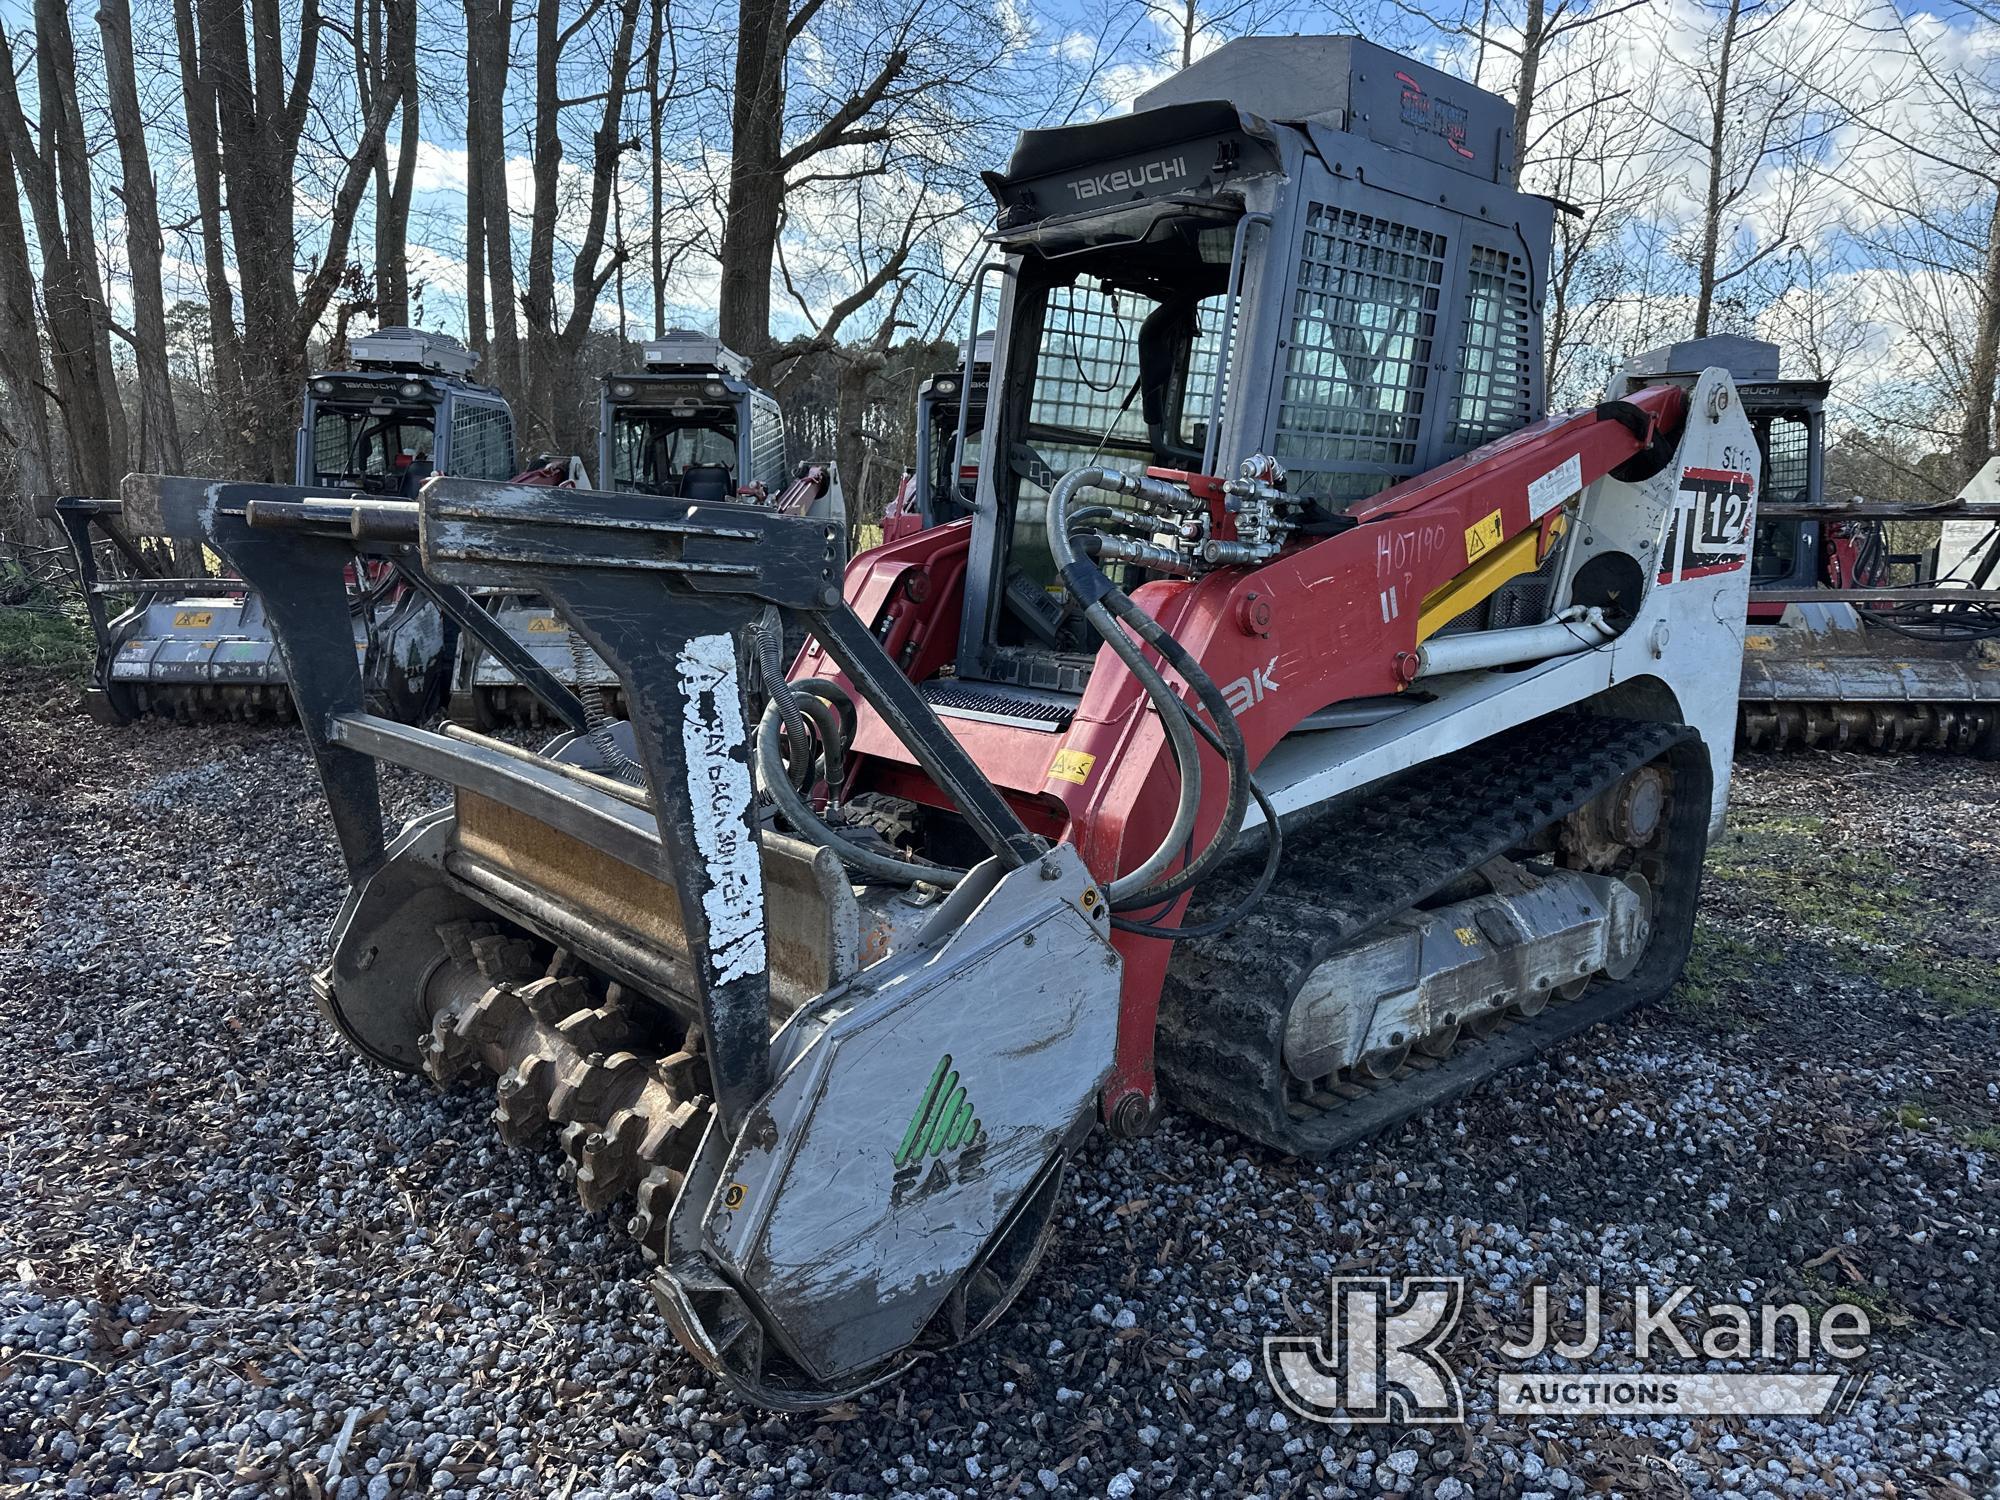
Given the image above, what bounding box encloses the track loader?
[880,337,991,542]
[1624,337,2000,753]
[126,37,1756,1409]
[49,328,518,724]
[450,331,844,726]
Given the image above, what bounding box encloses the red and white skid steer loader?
[122,38,1757,1408]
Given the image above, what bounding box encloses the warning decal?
[1048,749,1096,785]
[1464,510,1505,563]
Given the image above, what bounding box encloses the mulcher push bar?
[121,472,1043,1139]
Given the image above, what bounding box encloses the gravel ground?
[3,658,1998,1499]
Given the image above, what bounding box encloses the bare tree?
[187,0,399,475]
[1650,0,1837,337]
[519,0,644,451]
[0,144,55,497]
[358,0,421,325]
[0,3,129,497]
[716,0,1021,376]
[98,0,185,472]
[464,0,521,395]
[172,0,244,436]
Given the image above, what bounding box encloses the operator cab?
[961,37,1552,693]
[298,327,517,496]
[600,331,790,502]
[885,338,993,540]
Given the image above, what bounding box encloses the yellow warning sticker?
[1048,749,1096,785]
[1464,510,1505,563]
[173,609,214,628]
[1454,926,1480,946]
[525,616,564,633]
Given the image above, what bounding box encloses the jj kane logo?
[1065,154,1189,204]
[1266,1277,1872,1423]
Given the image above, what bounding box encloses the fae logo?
[1265,1276,1465,1424]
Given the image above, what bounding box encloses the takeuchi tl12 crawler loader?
[129,37,1761,1408]
[449,330,845,726]
[50,328,519,724]
[880,337,992,543]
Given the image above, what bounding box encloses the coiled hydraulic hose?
[755,695,969,887]
[754,613,815,790]
[570,629,646,787]
[1046,468,1254,911]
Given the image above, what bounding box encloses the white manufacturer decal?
[1223,656,1281,717]
[1066,155,1188,202]
[677,633,766,985]
[1527,454,1583,519]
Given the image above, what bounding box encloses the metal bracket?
[417,477,1043,1134]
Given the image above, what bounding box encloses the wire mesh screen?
[313,413,352,475]
[1765,416,1810,508]
[450,403,514,480]
[1180,300,1231,447]
[1274,205,1446,504]
[1448,246,1534,451]
[751,395,788,489]
[1029,283,1151,448]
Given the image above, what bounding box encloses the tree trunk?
[38,0,129,475]
[464,0,488,356]
[99,0,185,472]
[0,13,124,497]
[648,0,666,337]
[718,0,788,362]
[367,0,420,324]
[465,0,518,394]
[1693,0,1742,340]
[0,146,55,496]
[1956,190,2000,487]
[173,0,244,438]
[1511,0,1543,181]
[200,0,397,476]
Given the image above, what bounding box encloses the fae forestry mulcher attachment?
[48,328,521,725]
[450,330,845,727]
[130,38,1756,1408]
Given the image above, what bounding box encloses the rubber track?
[1156,711,1711,1156]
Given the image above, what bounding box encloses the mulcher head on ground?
[128,471,1122,1408]
[47,494,453,727]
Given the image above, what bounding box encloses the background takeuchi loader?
[48,328,518,724]
[880,336,992,543]
[1629,337,2000,753]
[128,37,1756,1408]
[449,330,845,727]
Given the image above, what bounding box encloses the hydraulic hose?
[1046,468,1254,911]
[755,697,968,887]
[1047,469,1205,902]
[570,630,645,787]
[754,613,814,790]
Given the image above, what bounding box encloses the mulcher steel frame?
[125,473,1046,1137]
